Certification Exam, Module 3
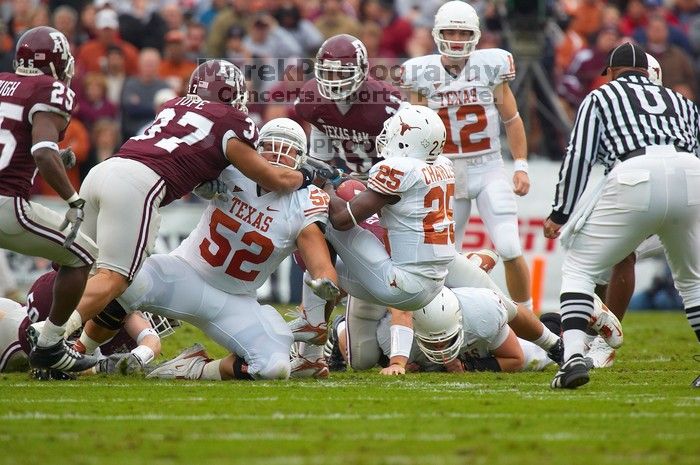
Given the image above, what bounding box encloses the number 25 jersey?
[400,49,515,159]
[367,155,455,279]
[172,166,330,296]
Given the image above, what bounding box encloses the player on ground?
[0,26,99,371]
[95,118,339,381]
[290,33,404,370]
[73,60,332,335]
[400,1,533,310]
[0,271,165,377]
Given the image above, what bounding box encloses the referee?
[543,42,700,389]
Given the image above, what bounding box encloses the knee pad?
[93,300,128,331]
[539,312,562,335]
[492,223,522,261]
[254,353,291,380]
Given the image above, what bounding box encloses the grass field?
[0,311,698,465]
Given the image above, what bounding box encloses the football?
[335,179,366,201]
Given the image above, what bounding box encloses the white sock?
[200,359,222,380]
[302,272,326,326]
[520,340,553,371]
[532,326,559,350]
[563,329,588,361]
[64,310,83,336]
[130,345,155,365]
[78,332,101,355]
[37,320,65,347]
[517,298,533,311]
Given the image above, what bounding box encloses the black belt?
[623,145,685,160]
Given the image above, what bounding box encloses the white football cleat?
[286,307,328,345]
[465,249,499,274]
[290,353,329,379]
[589,295,623,349]
[146,343,211,380]
[585,335,616,368]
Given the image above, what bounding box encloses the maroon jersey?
[115,96,259,206]
[0,73,73,199]
[295,77,402,175]
[17,271,134,355]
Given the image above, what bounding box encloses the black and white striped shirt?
[550,72,700,223]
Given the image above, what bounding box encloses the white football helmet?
[376,104,446,163]
[646,53,662,85]
[257,118,308,169]
[413,288,464,364]
[432,1,481,59]
[143,312,179,338]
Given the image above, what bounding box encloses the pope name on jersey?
[117,92,258,206]
[172,167,329,295]
[400,49,514,159]
[295,34,403,176]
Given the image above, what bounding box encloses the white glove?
[60,198,85,248]
[193,180,229,201]
[304,277,341,301]
[59,147,76,169]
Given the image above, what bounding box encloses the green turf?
[0,311,698,465]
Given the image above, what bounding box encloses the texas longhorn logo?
[398,116,419,136]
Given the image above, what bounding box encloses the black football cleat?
[29,339,98,372]
[692,374,700,388]
[30,368,76,381]
[323,314,347,372]
[551,354,590,389]
[546,338,564,366]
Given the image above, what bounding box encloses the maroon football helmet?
[187,59,248,111]
[14,26,74,83]
[314,34,369,101]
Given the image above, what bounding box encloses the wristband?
[389,324,414,359]
[346,202,358,227]
[66,192,80,204]
[513,159,528,173]
[136,327,158,345]
[130,344,155,366]
[30,141,59,155]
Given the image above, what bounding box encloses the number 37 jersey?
[116,96,259,206]
[172,166,330,296]
[400,49,515,159]
[367,155,456,279]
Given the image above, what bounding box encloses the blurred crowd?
[0,0,509,197]
[1,0,699,194]
[545,0,700,114]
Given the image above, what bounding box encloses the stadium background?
[0,0,695,311]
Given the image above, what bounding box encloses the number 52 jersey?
[171,166,330,296]
[399,49,515,159]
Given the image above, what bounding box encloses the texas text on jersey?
[295,77,403,175]
[0,73,74,199]
[400,49,515,158]
[172,166,330,295]
[116,95,259,206]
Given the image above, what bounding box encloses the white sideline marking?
[1,411,697,422]
[0,396,279,404]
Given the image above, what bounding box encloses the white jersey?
[367,155,456,279]
[0,297,26,372]
[453,287,510,359]
[172,167,329,295]
[400,49,516,159]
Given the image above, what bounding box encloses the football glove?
[304,277,342,302]
[96,353,145,375]
[60,198,85,248]
[305,158,343,185]
[59,147,76,169]
[193,179,229,201]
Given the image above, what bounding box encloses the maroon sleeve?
[27,77,75,127]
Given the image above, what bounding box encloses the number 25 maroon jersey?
[114,95,259,206]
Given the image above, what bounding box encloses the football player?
[92,118,340,381]
[72,60,335,337]
[0,270,166,377]
[320,104,561,373]
[400,1,533,311]
[290,33,404,371]
[0,26,99,371]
